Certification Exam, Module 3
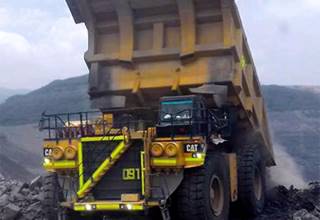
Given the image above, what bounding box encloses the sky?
[0,0,320,90]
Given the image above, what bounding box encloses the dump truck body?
[41,1,275,219]
[67,0,274,165]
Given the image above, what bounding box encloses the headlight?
[64,145,77,160]
[52,146,64,160]
[126,204,133,210]
[165,143,178,157]
[85,204,93,211]
[150,143,164,157]
[44,158,51,164]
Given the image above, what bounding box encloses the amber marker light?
[165,143,178,157]
[52,146,64,160]
[150,143,164,157]
[64,145,77,160]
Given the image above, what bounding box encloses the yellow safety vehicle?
[40,0,275,219]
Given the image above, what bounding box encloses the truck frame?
[40,0,275,220]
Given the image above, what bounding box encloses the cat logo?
[184,143,205,153]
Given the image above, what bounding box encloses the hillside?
[0,133,40,181]
[262,85,320,181]
[0,76,319,181]
[0,88,29,104]
[262,85,320,112]
[1,77,319,126]
[0,76,91,125]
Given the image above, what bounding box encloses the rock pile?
[256,182,320,220]
[0,173,319,220]
[0,176,43,220]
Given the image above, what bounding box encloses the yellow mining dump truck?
[40,0,275,219]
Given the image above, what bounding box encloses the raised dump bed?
[67,0,274,165]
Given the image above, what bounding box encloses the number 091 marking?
[122,168,140,181]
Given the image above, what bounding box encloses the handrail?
[39,108,229,141]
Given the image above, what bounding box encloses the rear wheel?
[173,153,230,220]
[145,207,163,220]
[237,146,266,217]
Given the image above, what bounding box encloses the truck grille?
[81,140,143,200]
[82,140,120,183]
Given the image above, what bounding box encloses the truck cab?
[157,95,208,138]
[157,95,233,141]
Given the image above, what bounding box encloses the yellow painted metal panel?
[112,0,134,62]
[177,0,196,57]
[226,153,238,202]
[184,157,205,163]
[184,153,206,168]
[78,142,84,187]
[155,136,202,142]
[140,152,145,196]
[121,194,140,202]
[153,23,164,51]
[110,142,125,159]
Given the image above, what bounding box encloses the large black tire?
[42,173,79,220]
[145,207,163,220]
[43,173,62,220]
[173,153,230,220]
[237,146,266,217]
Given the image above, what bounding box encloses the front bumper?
[62,200,159,212]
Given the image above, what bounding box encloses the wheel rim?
[209,175,224,216]
[254,166,262,200]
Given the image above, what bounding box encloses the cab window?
[160,100,193,123]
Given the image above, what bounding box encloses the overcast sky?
[0,0,320,90]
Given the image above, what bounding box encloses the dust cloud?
[267,144,307,189]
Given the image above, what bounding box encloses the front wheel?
[173,153,230,220]
[42,173,79,220]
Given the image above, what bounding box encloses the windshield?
[160,100,193,123]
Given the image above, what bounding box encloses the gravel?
[255,182,320,220]
[0,175,43,220]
